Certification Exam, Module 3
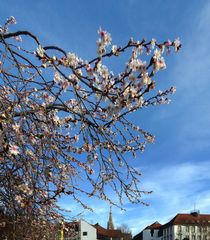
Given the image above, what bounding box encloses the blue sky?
[1,0,210,235]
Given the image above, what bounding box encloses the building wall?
[64,220,97,240]
[161,225,173,240]
[80,220,97,240]
[173,224,210,240]
[135,224,210,240]
[142,229,160,240]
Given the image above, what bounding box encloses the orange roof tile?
[94,223,131,239]
[145,221,162,229]
[164,213,210,226]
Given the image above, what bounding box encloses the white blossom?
[9,144,20,155]
[67,52,79,68]
[36,45,45,58]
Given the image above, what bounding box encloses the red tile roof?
[133,222,161,240]
[164,213,210,226]
[145,221,162,229]
[133,212,210,240]
[94,223,122,237]
[94,223,132,239]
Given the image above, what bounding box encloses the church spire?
[107,206,114,230]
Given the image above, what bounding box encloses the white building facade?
[161,224,210,240]
[141,228,160,240]
[64,220,97,240]
[133,212,210,240]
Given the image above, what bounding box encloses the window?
[203,226,207,232]
[186,226,189,232]
[191,226,195,232]
[82,232,88,236]
[164,229,167,236]
[178,225,181,232]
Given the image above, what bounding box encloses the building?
[107,207,115,230]
[94,223,132,240]
[63,220,97,240]
[133,221,162,240]
[133,211,210,240]
[94,207,132,240]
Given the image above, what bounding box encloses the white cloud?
[127,160,210,235]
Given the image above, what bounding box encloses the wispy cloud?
[127,160,210,234]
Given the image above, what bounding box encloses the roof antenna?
[191,202,200,216]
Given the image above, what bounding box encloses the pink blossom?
[9,144,19,155]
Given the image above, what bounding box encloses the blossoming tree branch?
[0,17,181,223]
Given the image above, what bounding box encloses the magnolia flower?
[67,52,79,68]
[130,86,138,98]
[155,57,166,71]
[138,96,144,107]
[10,16,16,24]
[85,64,93,76]
[100,65,109,79]
[165,39,172,46]
[141,72,151,85]
[60,79,71,91]
[36,45,45,58]
[128,59,145,72]
[150,38,156,49]
[97,28,112,56]
[9,144,19,155]
[98,28,112,46]
[111,45,118,54]
[97,40,106,56]
[52,115,60,124]
[20,183,33,195]
[174,38,181,52]
[170,86,176,94]
[146,135,155,143]
[153,49,161,60]
[14,36,22,42]
[160,45,165,54]
[42,93,55,103]
[74,134,79,142]
[137,45,143,54]
[12,123,20,132]
[54,71,62,83]
[29,135,37,144]
[15,195,23,203]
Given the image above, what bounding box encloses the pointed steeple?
[107,206,114,230]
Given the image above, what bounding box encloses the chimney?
[190,210,200,217]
